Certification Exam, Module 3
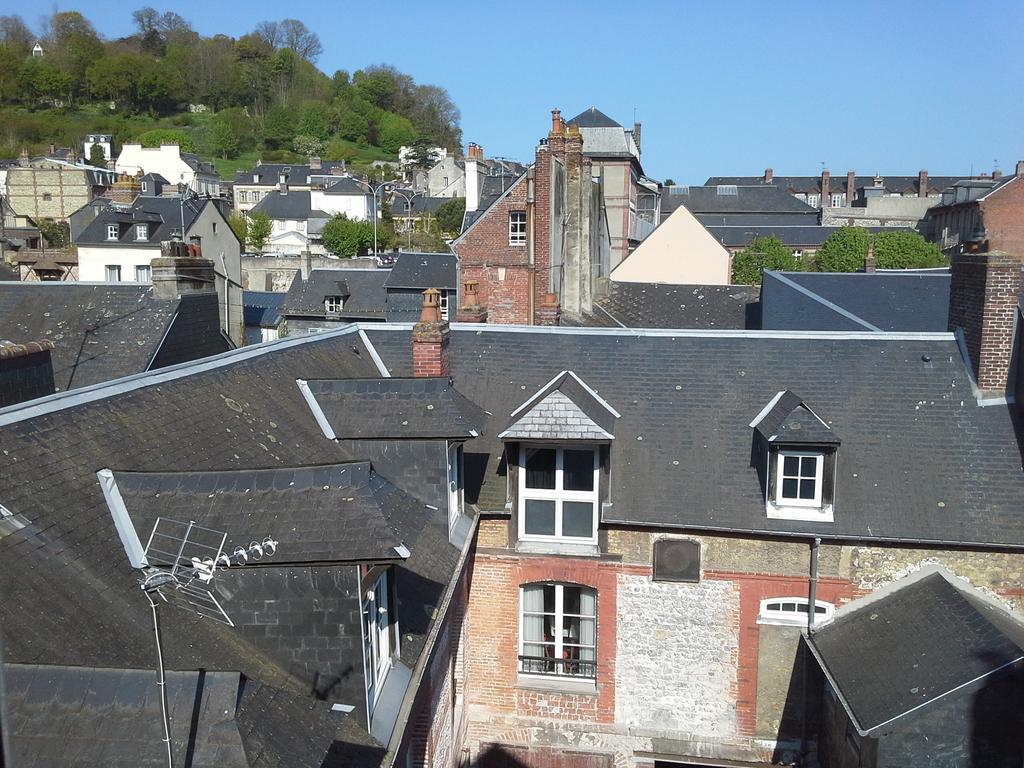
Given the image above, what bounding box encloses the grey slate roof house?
[760,270,951,332]
[662,184,820,223]
[0,282,231,393]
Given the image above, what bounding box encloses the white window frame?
[135,224,148,241]
[134,265,151,283]
[791,249,803,259]
[775,450,823,508]
[363,568,395,711]
[757,596,834,627]
[509,211,527,246]
[831,193,844,207]
[517,445,599,544]
[518,583,597,680]
[806,194,819,207]
[106,224,119,241]
[447,442,464,531]
[104,265,121,282]
[324,296,344,313]
[305,327,326,334]
[439,290,450,321]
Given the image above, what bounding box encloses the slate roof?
[108,463,417,564]
[243,290,285,329]
[362,325,1024,547]
[761,270,951,332]
[303,377,488,440]
[0,327,463,763]
[751,390,840,445]
[323,177,371,196]
[234,163,348,186]
[807,570,1024,735]
[705,174,967,196]
[695,212,823,227]
[568,107,622,128]
[662,186,819,216]
[283,269,422,322]
[384,252,457,291]
[500,371,619,440]
[569,282,760,329]
[705,225,905,248]
[3,665,367,767]
[77,196,210,245]
[387,196,448,217]
[250,190,318,220]
[0,283,230,390]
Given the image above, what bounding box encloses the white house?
[74,196,243,344]
[83,134,113,163]
[115,144,221,196]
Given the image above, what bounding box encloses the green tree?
[211,119,240,159]
[36,218,70,248]
[292,134,325,156]
[816,226,870,272]
[296,101,329,140]
[136,129,197,153]
[731,236,802,285]
[86,55,138,106]
[88,143,106,167]
[247,211,272,251]
[46,11,103,98]
[406,136,439,169]
[435,197,465,234]
[228,213,248,244]
[376,111,416,154]
[873,230,947,269]
[322,214,375,257]
[262,104,295,149]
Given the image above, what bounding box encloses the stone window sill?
[515,540,600,558]
[516,674,598,695]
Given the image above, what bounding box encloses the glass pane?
[766,602,780,611]
[562,501,594,538]
[577,617,596,646]
[525,448,556,489]
[524,500,556,535]
[522,584,547,612]
[543,584,555,614]
[563,449,594,491]
[577,646,595,662]
[782,603,796,612]
[797,603,809,613]
[783,456,799,476]
[578,588,596,617]
[799,479,817,499]
[563,586,581,615]
[563,615,581,643]
[523,614,547,643]
[522,642,551,658]
[782,479,798,498]
[814,605,827,615]
[801,456,818,476]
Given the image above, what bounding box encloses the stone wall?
[241,254,376,292]
[6,166,94,221]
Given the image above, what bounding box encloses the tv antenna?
[99,466,280,768]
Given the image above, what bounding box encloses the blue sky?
[6,0,1023,183]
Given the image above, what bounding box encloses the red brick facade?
[982,176,1024,255]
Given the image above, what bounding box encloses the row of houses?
[2,231,1024,766]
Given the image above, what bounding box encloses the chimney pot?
[764,168,774,184]
[457,278,487,323]
[152,241,216,300]
[551,109,565,136]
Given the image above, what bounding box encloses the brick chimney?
[548,109,566,157]
[565,124,583,172]
[1016,160,1024,177]
[108,173,141,203]
[948,249,1022,394]
[918,170,929,197]
[309,155,322,171]
[152,240,217,300]
[864,242,876,273]
[820,170,830,209]
[632,122,642,154]
[535,293,560,326]
[993,167,1002,179]
[764,168,774,184]
[846,171,856,205]
[456,279,487,323]
[412,288,451,377]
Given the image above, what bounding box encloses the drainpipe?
[802,536,821,763]
[526,167,536,324]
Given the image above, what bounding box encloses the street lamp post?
[352,177,399,258]
[390,189,423,249]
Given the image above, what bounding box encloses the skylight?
[716,185,738,196]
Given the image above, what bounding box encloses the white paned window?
[134,265,151,283]
[135,224,148,241]
[807,194,820,207]
[106,224,119,241]
[758,597,834,627]
[518,446,598,543]
[776,451,823,507]
[509,211,527,246]
[439,290,450,320]
[831,193,844,207]
[324,296,344,313]
[520,583,596,678]
[104,265,121,282]
[363,568,394,709]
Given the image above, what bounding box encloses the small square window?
[509,211,527,246]
[42,192,52,201]
[135,265,151,283]
[107,224,119,241]
[105,265,121,282]
[324,296,344,313]
[135,224,148,241]
[776,451,822,507]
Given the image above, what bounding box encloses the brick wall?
[982,177,1024,255]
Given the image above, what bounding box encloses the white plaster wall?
[115,144,193,187]
[615,573,740,736]
[311,189,370,220]
[610,205,731,285]
[78,245,156,281]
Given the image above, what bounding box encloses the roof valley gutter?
[359,329,391,377]
[383,514,478,767]
[769,272,882,332]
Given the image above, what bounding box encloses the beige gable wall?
[609,204,731,285]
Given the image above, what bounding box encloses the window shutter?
[652,539,700,583]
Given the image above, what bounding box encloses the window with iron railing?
[520,583,596,679]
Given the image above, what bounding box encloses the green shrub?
[816,227,870,272]
[873,230,947,269]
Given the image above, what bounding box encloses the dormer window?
[324,295,344,314]
[500,371,619,550]
[751,391,839,522]
[106,224,119,241]
[135,224,148,241]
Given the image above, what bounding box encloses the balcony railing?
[518,655,596,679]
